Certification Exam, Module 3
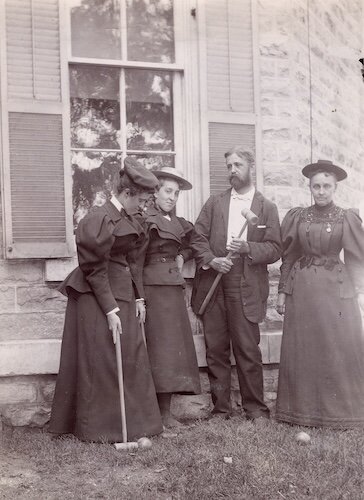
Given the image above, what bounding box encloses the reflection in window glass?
[128,154,174,171]
[72,151,121,227]
[70,66,121,149]
[71,0,121,59]
[127,0,175,63]
[126,70,174,151]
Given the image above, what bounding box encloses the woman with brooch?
[49,158,163,442]
[143,167,201,428]
[276,159,364,428]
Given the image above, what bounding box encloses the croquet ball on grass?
[137,437,152,449]
[295,431,311,445]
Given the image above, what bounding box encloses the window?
[68,0,179,226]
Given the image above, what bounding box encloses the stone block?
[265,391,277,401]
[275,187,294,209]
[0,260,43,284]
[0,340,61,376]
[263,128,291,141]
[268,333,282,364]
[1,404,50,427]
[262,143,278,162]
[264,165,293,186]
[0,380,37,404]
[0,286,16,312]
[268,261,281,280]
[260,34,289,57]
[264,368,279,393]
[261,98,275,117]
[39,378,56,404]
[45,258,77,282]
[16,286,66,312]
[261,78,290,98]
[276,61,289,78]
[0,312,64,341]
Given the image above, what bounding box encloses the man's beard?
[229,174,251,190]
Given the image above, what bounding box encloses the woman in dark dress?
[276,160,364,428]
[143,167,201,428]
[49,159,163,442]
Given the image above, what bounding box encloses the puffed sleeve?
[177,217,194,262]
[278,207,303,293]
[76,210,117,314]
[343,209,364,292]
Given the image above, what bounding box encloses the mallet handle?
[198,220,249,316]
[115,332,128,443]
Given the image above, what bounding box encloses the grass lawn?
[1,417,363,500]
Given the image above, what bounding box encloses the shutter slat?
[6,0,61,101]
[206,0,254,113]
[9,113,66,243]
[209,123,255,195]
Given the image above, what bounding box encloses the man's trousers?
[202,260,269,418]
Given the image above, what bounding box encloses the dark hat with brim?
[302,159,347,181]
[123,157,159,190]
[152,166,192,190]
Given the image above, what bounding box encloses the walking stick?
[114,330,139,451]
[198,208,259,316]
[140,319,147,346]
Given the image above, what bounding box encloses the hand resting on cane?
[136,300,146,323]
[107,312,122,344]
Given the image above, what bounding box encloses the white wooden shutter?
[6,0,61,101]
[209,123,255,196]
[202,0,259,195]
[206,0,254,113]
[1,0,72,258]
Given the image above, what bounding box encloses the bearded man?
[191,146,281,421]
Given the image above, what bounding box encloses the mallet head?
[114,441,139,451]
[241,208,258,225]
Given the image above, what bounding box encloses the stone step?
[0,330,282,377]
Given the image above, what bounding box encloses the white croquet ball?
[295,431,311,444]
[138,437,152,449]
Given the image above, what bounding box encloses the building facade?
[0,0,363,425]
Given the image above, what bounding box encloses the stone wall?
[259,0,364,212]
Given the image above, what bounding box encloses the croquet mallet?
[114,329,139,451]
[198,207,259,316]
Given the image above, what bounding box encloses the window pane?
[126,70,174,151]
[70,0,121,59]
[127,0,175,63]
[128,154,175,170]
[70,66,121,149]
[72,151,121,227]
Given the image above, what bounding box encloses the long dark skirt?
[49,291,163,442]
[276,265,364,429]
[144,285,201,395]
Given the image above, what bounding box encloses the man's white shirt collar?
[230,186,255,202]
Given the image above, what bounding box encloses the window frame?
[64,0,195,216]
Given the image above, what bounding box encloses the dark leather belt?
[145,255,176,264]
[299,255,340,271]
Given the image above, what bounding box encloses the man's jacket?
[191,189,282,323]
